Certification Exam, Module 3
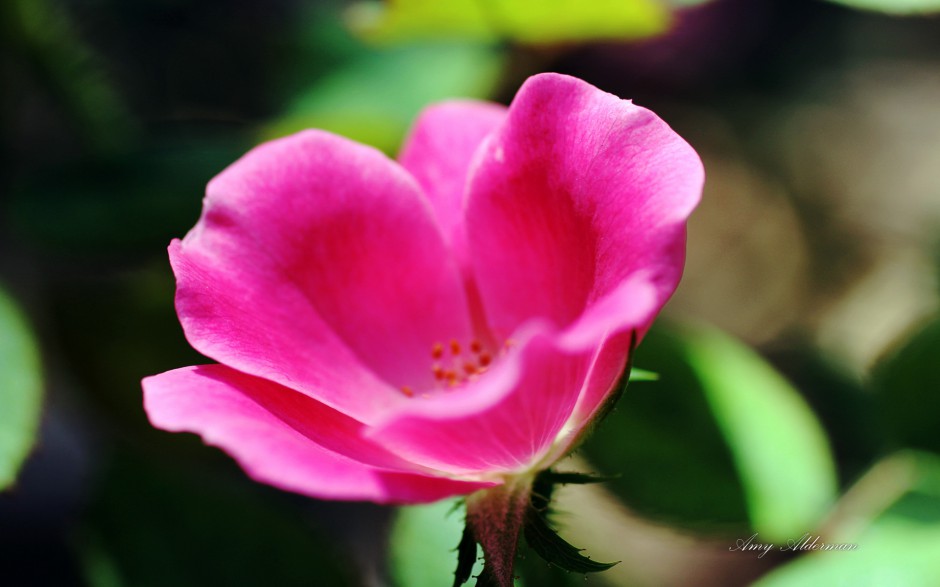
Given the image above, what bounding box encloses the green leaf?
[264,42,504,154]
[347,0,493,42]
[825,0,940,15]
[583,326,750,530]
[349,0,672,44]
[389,499,482,587]
[583,323,837,539]
[680,323,838,541]
[754,452,940,586]
[873,315,940,454]
[0,285,43,491]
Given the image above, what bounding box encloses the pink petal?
[551,275,661,453]
[465,73,704,339]
[367,275,660,475]
[143,365,493,503]
[398,101,507,256]
[172,130,474,423]
[366,323,591,475]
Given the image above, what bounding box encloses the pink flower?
[142,73,703,505]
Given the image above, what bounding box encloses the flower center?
[399,338,509,398]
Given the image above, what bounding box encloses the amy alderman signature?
[729,533,859,558]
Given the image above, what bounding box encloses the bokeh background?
[2,0,940,585]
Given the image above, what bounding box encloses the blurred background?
[2,0,940,585]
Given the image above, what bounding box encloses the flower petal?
[368,275,660,476]
[465,72,704,338]
[367,324,590,475]
[173,130,474,422]
[550,275,661,452]
[143,365,493,503]
[398,100,507,254]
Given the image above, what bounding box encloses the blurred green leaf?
[681,324,837,542]
[585,325,752,531]
[265,42,503,154]
[873,316,940,455]
[79,450,354,587]
[389,499,482,587]
[770,348,881,493]
[348,0,492,42]
[825,0,940,14]
[0,286,43,491]
[584,323,837,540]
[348,0,672,44]
[755,452,940,586]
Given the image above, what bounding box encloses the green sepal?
[628,368,659,382]
[454,469,620,585]
[522,509,619,574]
[538,470,619,486]
[453,524,477,587]
[522,469,619,574]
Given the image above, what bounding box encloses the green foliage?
[0,286,43,491]
[873,315,940,454]
[264,42,504,154]
[585,324,837,540]
[389,499,483,587]
[348,0,671,44]
[585,326,751,530]
[755,452,940,586]
[681,324,838,541]
[826,0,940,14]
